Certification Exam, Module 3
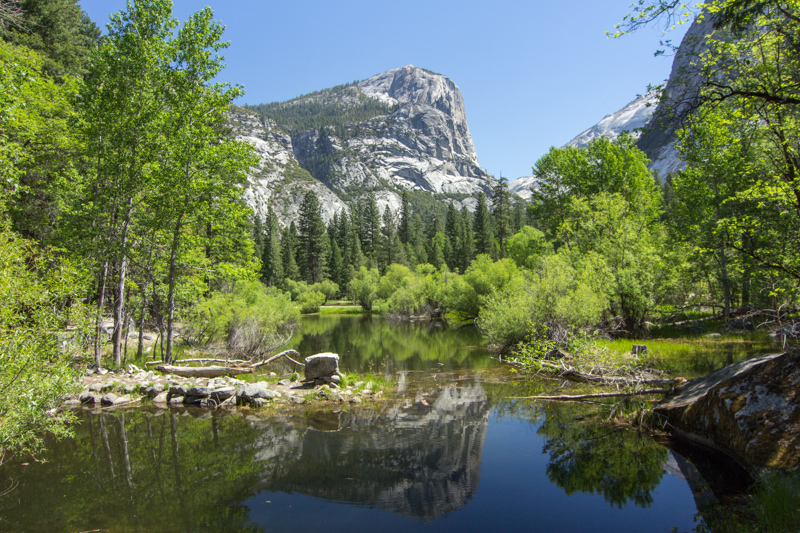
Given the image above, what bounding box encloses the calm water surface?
[0,316,747,532]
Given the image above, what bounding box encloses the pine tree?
[282,221,300,281]
[459,206,474,272]
[444,202,459,269]
[297,190,328,283]
[474,192,494,256]
[260,205,283,286]
[398,190,411,244]
[492,176,512,257]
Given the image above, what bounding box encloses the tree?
[531,134,659,240]
[492,176,512,257]
[260,205,283,286]
[282,221,300,281]
[0,0,100,81]
[297,190,328,283]
[0,38,87,457]
[474,193,493,256]
[79,0,258,364]
[78,0,178,365]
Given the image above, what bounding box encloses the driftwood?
[145,358,249,367]
[560,369,685,388]
[250,350,304,368]
[508,389,671,402]
[154,365,255,378]
[152,350,305,378]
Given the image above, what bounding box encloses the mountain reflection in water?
[0,315,733,532]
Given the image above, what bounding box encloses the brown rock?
[655,351,800,474]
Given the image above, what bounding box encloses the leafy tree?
[347,266,380,311]
[531,134,659,240]
[0,0,100,81]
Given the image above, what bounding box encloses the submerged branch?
[508,389,671,402]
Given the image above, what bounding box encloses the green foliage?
[531,134,659,239]
[0,0,100,81]
[506,226,553,270]
[0,223,88,456]
[511,323,597,368]
[476,251,610,346]
[347,266,380,311]
[752,470,800,533]
[185,280,298,357]
[298,290,325,314]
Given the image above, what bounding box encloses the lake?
[0,315,750,532]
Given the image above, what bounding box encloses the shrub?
[298,290,325,313]
[185,281,298,357]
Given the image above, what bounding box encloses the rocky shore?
[63,353,382,410]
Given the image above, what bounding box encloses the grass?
[752,470,800,533]
[595,334,782,378]
[317,306,366,315]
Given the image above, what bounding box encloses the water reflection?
[537,403,668,508]
[0,314,747,532]
[284,315,493,373]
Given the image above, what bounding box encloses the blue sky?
[78,0,691,180]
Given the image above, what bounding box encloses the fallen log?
[145,358,249,367]
[508,388,671,402]
[560,369,685,388]
[154,365,254,378]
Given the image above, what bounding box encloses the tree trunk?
[94,261,108,367]
[165,211,184,365]
[113,197,134,366]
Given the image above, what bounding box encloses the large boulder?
[655,351,800,474]
[304,353,340,381]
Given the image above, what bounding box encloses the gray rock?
[251,398,271,407]
[277,380,290,386]
[122,384,137,394]
[100,393,117,406]
[304,353,340,381]
[79,391,99,404]
[656,351,800,473]
[289,396,306,404]
[236,382,277,405]
[153,392,169,404]
[143,384,165,398]
[168,395,185,406]
[112,395,132,405]
[97,367,109,375]
[186,386,212,398]
[89,383,104,393]
[209,387,235,402]
[63,399,81,407]
[349,396,362,404]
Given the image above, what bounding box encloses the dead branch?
[560,369,684,388]
[250,349,304,368]
[508,389,671,402]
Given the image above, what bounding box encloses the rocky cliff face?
[561,12,720,179]
[236,65,495,224]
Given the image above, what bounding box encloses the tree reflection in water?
[537,403,668,508]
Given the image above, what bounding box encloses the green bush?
[185,280,298,357]
[476,252,609,346]
[0,225,88,456]
[347,266,380,311]
[298,290,325,313]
